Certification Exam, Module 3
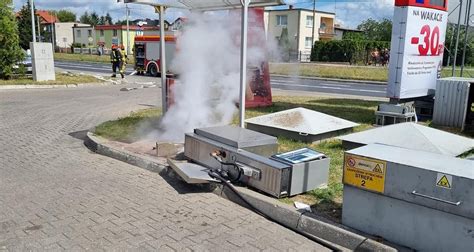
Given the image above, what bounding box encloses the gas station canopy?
[123,0,284,10]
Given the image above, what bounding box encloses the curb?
[85,131,408,251]
[271,74,387,85]
[0,82,111,91]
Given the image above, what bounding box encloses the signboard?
[387,3,448,99]
[343,154,387,193]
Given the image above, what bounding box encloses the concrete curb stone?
[85,131,410,251]
[271,74,387,85]
[0,82,111,91]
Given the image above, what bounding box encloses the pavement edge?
[85,131,406,251]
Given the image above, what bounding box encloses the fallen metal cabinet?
[342,144,474,251]
[183,126,329,198]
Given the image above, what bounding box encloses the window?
[306,15,313,27]
[113,29,118,36]
[305,37,313,48]
[76,30,81,38]
[276,15,287,26]
[100,30,104,37]
[88,30,92,37]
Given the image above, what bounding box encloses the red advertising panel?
[395,0,448,11]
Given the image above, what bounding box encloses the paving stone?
[0,85,327,251]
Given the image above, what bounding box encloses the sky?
[12,0,474,28]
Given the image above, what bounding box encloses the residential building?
[35,11,89,50]
[170,17,186,31]
[334,26,363,40]
[264,7,336,61]
[94,25,161,52]
[55,22,90,49]
[72,25,96,47]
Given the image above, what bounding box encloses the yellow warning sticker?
[436,173,452,189]
[343,154,387,193]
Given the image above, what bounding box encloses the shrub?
[311,40,390,65]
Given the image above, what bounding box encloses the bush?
[311,40,390,65]
[0,0,25,79]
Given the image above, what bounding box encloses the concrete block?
[30,42,55,82]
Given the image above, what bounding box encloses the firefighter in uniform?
[119,44,128,79]
[110,45,122,78]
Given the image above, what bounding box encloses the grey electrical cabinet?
[341,144,474,252]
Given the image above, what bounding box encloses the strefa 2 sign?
[388,0,448,99]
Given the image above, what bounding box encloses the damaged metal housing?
[183,126,330,198]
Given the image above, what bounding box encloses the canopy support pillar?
[239,0,250,128]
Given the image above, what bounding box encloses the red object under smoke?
[133,8,273,109]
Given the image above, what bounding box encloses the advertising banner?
[387,5,448,99]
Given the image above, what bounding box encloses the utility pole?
[30,0,36,43]
[446,2,462,67]
[310,0,316,60]
[126,4,131,55]
[460,0,472,77]
[452,0,464,76]
[37,16,41,42]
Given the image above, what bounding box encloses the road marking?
[271,82,386,93]
[272,80,352,88]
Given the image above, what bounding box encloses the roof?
[123,0,284,10]
[265,8,335,15]
[36,10,60,24]
[338,123,474,157]
[335,27,362,32]
[95,25,160,31]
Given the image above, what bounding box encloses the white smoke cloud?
[149,10,268,142]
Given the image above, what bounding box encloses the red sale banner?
[387,5,448,99]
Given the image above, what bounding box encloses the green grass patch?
[94,108,161,142]
[54,53,136,65]
[269,63,474,82]
[0,73,101,85]
[93,95,472,220]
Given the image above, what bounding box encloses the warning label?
[343,154,387,193]
[436,173,452,189]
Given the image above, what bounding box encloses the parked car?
[13,50,32,75]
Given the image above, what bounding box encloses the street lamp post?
[30,0,36,43]
[460,0,472,77]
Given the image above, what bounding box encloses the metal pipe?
[126,4,131,55]
[310,0,316,55]
[159,5,167,114]
[37,16,41,42]
[30,0,36,43]
[239,0,250,128]
[460,0,472,76]
[452,0,464,76]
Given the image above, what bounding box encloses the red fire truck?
[133,35,177,76]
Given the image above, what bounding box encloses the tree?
[98,16,106,25]
[357,18,392,41]
[55,9,76,22]
[115,19,127,25]
[90,12,99,26]
[443,24,474,67]
[105,13,113,25]
[79,11,91,24]
[0,0,25,79]
[16,0,35,49]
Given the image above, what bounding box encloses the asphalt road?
[55,60,387,98]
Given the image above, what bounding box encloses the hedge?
[310,40,390,65]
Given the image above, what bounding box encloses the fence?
[73,48,111,55]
